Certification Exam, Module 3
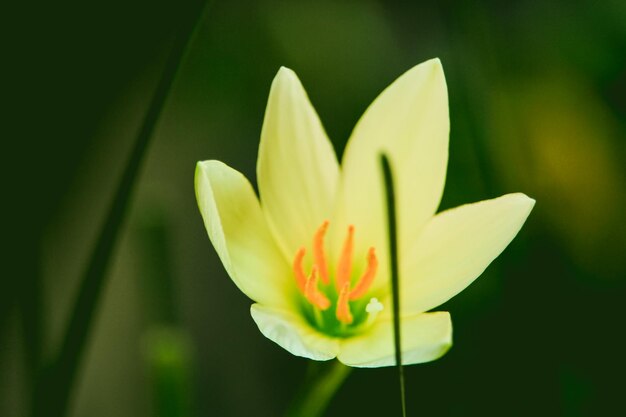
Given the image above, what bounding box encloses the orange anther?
[304,267,331,310]
[336,282,353,324]
[313,221,330,285]
[336,225,355,291]
[292,247,307,292]
[349,247,378,300]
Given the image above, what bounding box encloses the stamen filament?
[336,225,354,291]
[336,282,353,324]
[349,247,378,300]
[313,221,330,285]
[292,247,307,292]
[304,267,331,310]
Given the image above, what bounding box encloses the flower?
[195,59,534,367]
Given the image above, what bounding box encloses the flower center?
[292,221,380,336]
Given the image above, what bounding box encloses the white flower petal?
[338,312,452,368]
[333,59,449,288]
[250,304,340,361]
[401,193,535,314]
[257,67,340,260]
[195,160,292,308]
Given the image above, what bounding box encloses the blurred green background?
[4,0,626,416]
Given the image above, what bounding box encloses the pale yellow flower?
[195,59,534,367]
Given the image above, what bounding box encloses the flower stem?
[380,153,407,417]
[285,360,351,417]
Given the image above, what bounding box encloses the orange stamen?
[293,223,378,319]
[336,282,353,324]
[349,247,378,300]
[304,267,331,310]
[313,221,330,285]
[292,247,307,292]
[336,225,355,290]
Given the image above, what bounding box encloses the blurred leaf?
[486,71,626,281]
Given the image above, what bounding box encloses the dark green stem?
[32,2,209,417]
[380,154,407,417]
[286,360,351,417]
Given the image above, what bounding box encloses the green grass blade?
[32,2,210,417]
[380,153,407,417]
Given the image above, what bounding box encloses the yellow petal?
[337,311,452,367]
[333,59,449,288]
[257,67,340,259]
[195,160,292,308]
[250,304,340,360]
[400,193,535,314]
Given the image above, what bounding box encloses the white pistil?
[366,297,383,314]
[365,297,383,326]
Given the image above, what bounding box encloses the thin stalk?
[380,153,407,417]
[32,2,209,417]
[285,360,351,417]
